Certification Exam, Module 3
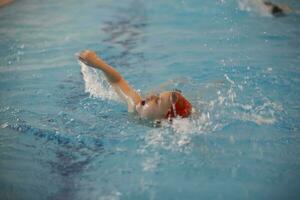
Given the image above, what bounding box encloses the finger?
[78,56,89,65]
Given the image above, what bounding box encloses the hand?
[78,50,99,67]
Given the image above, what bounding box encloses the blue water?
[1,0,300,199]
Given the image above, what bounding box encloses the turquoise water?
[1,0,300,199]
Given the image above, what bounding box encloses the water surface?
[1,0,300,199]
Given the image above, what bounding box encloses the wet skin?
[78,50,191,120]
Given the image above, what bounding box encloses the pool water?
[1,0,300,199]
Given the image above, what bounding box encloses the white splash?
[140,115,212,152]
[142,153,161,172]
[79,61,120,101]
[140,72,282,152]
[237,113,276,125]
[1,122,9,128]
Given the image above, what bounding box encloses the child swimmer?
[78,50,192,121]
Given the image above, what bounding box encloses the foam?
[237,113,276,125]
[142,153,161,172]
[80,61,282,152]
[140,115,213,153]
[139,73,283,152]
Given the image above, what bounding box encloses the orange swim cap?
[165,93,192,119]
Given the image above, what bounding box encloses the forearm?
[88,57,122,83]
[115,79,142,105]
[78,50,142,108]
[92,58,142,104]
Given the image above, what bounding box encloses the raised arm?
[78,50,142,111]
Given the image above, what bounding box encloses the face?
[135,94,171,120]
